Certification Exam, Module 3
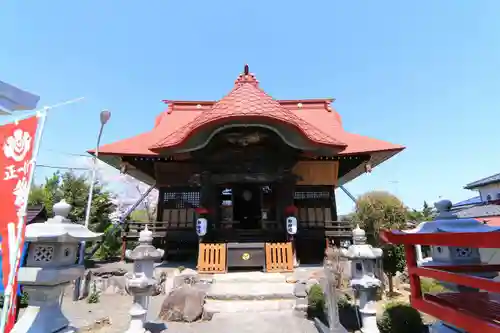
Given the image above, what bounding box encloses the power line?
[41,148,90,157]
[35,164,89,171]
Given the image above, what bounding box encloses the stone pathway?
[52,293,317,333]
[29,264,325,333]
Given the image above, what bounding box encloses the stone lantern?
[414,200,498,291]
[124,226,164,333]
[12,200,102,333]
[340,225,383,333]
[406,199,500,333]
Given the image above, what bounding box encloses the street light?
[73,110,111,300]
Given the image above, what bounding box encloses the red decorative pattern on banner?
[0,116,39,332]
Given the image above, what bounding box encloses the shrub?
[177,266,186,273]
[0,291,29,308]
[377,301,424,333]
[87,281,100,304]
[337,293,351,309]
[420,278,446,294]
[307,284,325,320]
[19,291,29,308]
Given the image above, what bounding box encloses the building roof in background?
[454,203,500,226]
[464,172,500,190]
[0,80,40,114]
[453,196,482,207]
[26,205,47,224]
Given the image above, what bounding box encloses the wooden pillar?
[404,244,423,301]
[200,172,217,240]
[278,173,298,265]
[120,237,127,261]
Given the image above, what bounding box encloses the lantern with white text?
[195,207,209,237]
[284,205,298,235]
[196,218,208,237]
[286,216,298,235]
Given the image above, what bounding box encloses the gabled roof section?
[89,65,405,185]
[149,66,346,152]
[464,172,500,190]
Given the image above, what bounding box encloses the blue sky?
[1,1,499,214]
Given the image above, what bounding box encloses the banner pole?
[0,108,48,333]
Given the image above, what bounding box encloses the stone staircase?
[203,272,303,317]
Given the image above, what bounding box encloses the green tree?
[354,191,408,294]
[28,171,118,259]
[406,201,435,223]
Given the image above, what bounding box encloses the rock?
[295,297,308,313]
[173,268,199,288]
[294,283,307,298]
[396,268,409,285]
[180,268,198,277]
[154,270,169,295]
[92,267,128,278]
[158,284,206,322]
[103,275,128,295]
[80,271,92,299]
[306,279,319,293]
[286,276,298,283]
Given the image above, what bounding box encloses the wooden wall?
[292,161,339,186]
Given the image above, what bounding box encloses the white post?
[74,110,111,300]
[415,245,424,265]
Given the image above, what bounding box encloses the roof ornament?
[235,64,259,87]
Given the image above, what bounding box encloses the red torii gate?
[381,230,500,333]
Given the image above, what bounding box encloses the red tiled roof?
[93,66,404,163]
[477,216,500,227]
[149,70,346,151]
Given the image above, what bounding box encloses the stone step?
[204,299,296,314]
[212,272,288,284]
[206,282,295,300]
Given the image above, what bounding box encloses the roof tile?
[464,173,500,189]
[150,71,346,151]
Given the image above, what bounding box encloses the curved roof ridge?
[150,67,346,150]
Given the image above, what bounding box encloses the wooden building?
[91,66,404,272]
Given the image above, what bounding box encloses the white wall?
[477,183,500,202]
[480,248,500,265]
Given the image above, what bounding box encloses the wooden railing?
[197,243,227,273]
[324,221,353,238]
[122,221,170,238]
[265,242,293,272]
[382,230,500,333]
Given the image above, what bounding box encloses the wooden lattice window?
[294,186,332,208]
[162,187,201,209]
[293,186,335,227]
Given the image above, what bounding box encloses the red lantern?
[284,205,298,216]
[195,207,209,215]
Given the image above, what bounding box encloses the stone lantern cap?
[126,226,164,261]
[341,225,383,259]
[25,199,102,242]
[403,199,500,234]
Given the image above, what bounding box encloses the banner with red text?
[0,116,40,332]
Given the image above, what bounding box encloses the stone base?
[13,284,70,333]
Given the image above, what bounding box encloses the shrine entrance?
[232,184,262,230]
